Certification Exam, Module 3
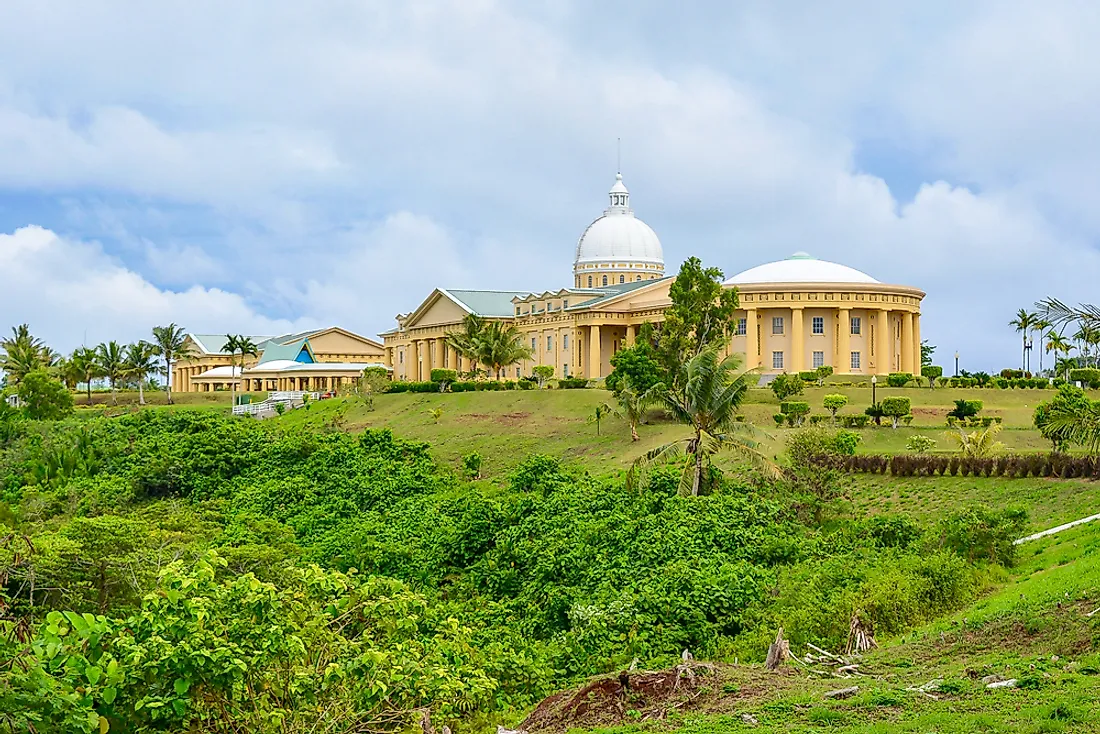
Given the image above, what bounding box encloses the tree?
[1046,332,1074,379]
[880,396,911,429]
[921,365,943,388]
[1033,318,1051,374]
[605,342,663,394]
[920,340,936,368]
[770,372,804,400]
[649,257,739,387]
[476,321,532,379]
[822,394,848,424]
[947,423,1005,457]
[124,341,160,406]
[15,369,74,420]
[95,341,126,405]
[532,365,554,389]
[69,346,102,405]
[1009,309,1037,372]
[353,366,391,410]
[224,335,259,405]
[588,402,615,436]
[1034,383,1092,452]
[0,324,56,385]
[445,314,487,376]
[629,346,780,496]
[150,324,196,404]
[613,378,663,441]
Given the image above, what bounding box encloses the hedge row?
[388,378,588,393]
[812,452,1100,479]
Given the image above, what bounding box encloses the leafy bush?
[780,401,810,426]
[532,365,554,388]
[1069,368,1100,386]
[886,372,913,387]
[921,365,943,382]
[947,399,983,420]
[770,373,804,400]
[822,394,848,420]
[605,343,663,393]
[557,378,589,389]
[797,371,818,382]
[15,369,74,420]
[933,506,1028,566]
[880,397,912,428]
[839,415,870,429]
[430,368,458,387]
[906,435,936,453]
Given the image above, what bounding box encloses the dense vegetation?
[0,410,1026,732]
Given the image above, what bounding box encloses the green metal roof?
[190,334,275,354]
[442,289,531,318]
[565,277,671,311]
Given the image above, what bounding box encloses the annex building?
[173,328,388,393]
[382,173,926,380]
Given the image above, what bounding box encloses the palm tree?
[477,321,533,379]
[1009,309,1037,372]
[613,378,664,441]
[150,324,195,405]
[124,341,160,406]
[445,314,487,376]
[1042,398,1100,454]
[0,324,56,385]
[588,402,616,436]
[946,423,1005,458]
[95,341,126,405]
[1046,333,1074,380]
[1076,324,1100,368]
[70,347,101,404]
[1032,318,1051,374]
[224,335,259,405]
[628,346,780,496]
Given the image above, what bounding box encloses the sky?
[2,0,1099,371]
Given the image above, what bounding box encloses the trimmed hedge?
[388,381,441,393]
[797,371,819,382]
[887,372,914,387]
[558,378,590,389]
[921,365,943,380]
[812,452,1100,479]
[1069,368,1100,388]
[429,368,458,384]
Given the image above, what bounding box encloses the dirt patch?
[460,411,533,426]
[911,407,944,418]
[521,664,768,733]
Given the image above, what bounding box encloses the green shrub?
[780,401,811,426]
[947,399,982,420]
[558,378,588,389]
[840,415,870,429]
[797,371,818,382]
[605,343,662,393]
[15,369,74,420]
[887,372,913,387]
[1069,368,1100,386]
[517,380,535,390]
[462,452,482,479]
[933,506,1029,566]
[429,369,458,385]
[921,365,943,382]
[773,413,787,427]
[822,394,848,420]
[880,396,911,428]
[770,373,804,400]
[906,435,936,453]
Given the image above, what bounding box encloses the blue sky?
[2,1,1098,371]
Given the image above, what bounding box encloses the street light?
[1024,338,1033,374]
[955,351,960,377]
[871,374,877,406]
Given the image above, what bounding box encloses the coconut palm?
[1009,309,1037,372]
[1032,318,1051,374]
[445,313,487,376]
[0,324,56,385]
[1041,398,1100,454]
[150,324,196,405]
[613,378,664,441]
[588,402,616,436]
[1075,324,1100,368]
[95,341,126,405]
[224,334,259,405]
[1046,333,1074,380]
[477,321,533,379]
[628,345,779,496]
[70,346,102,404]
[947,423,1005,458]
[124,341,160,406]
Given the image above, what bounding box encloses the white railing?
[269,391,320,402]
[231,391,320,418]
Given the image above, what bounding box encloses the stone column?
[791,307,805,373]
[626,324,637,346]
[745,308,758,369]
[901,312,915,374]
[875,309,890,373]
[588,324,602,379]
[913,313,922,376]
[435,338,445,374]
[837,308,851,374]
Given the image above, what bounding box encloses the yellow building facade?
[172,327,388,393]
[380,174,925,381]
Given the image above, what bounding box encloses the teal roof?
[256,337,314,363]
[190,334,274,354]
[565,277,671,311]
[442,289,531,318]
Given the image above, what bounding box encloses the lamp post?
[1024,338,1033,374]
[954,351,960,377]
[871,374,877,406]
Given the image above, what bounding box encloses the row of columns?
[742,307,921,374]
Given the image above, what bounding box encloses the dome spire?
[608,172,630,213]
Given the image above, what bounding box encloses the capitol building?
[382,173,926,381]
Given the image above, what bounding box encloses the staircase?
[232,391,320,419]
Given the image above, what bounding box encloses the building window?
[851,351,861,370]
[563,299,569,308]
[563,363,569,377]
[588,276,592,287]
[516,367,521,377]
[772,317,784,335]
[563,334,570,350]
[772,351,784,369]
[813,351,824,369]
[399,351,404,364]
[515,306,521,315]
[636,275,642,281]
[602,275,608,286]
[619,275,625,283]
[735,317,747,336]
[547,335,552,351]
[531,337,537,351]
[812,316,824,335]
[851,317,862,335]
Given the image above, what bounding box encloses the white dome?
[574,174,664,267]
[725,253,879,285]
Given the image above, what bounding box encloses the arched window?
[602,275,608,286]
[619,275,625,283]
[588,276,593,287]
[636,275,642,281]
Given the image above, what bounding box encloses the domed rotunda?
[573,173,665,288]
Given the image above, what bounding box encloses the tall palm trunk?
[138,380,145,406]
[165,357,173,405]
[110,379,117,405]
[691,429,704,497]
[86,380,93,405]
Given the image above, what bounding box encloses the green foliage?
[797,371,818,382]
[921,340,936,367]
[880,396,912,428]
[429,368,458,386]
[933,506,1028,566]
[557,378,589,389]
[822,393,848,419]
[906,435,936,453]
[16,369,74,420]
[921,365,943,381]
[887,372,914,387]
[779,401,810,426]
[532,365,554,388]
[605,342,662,394]
[1069,368,1100,386]
[1034,382,1095,451]
[770,373,804,400]
[649,257,739,386]
[947,399,983,420]
[462,452,482,479]
[839,414,870,429]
